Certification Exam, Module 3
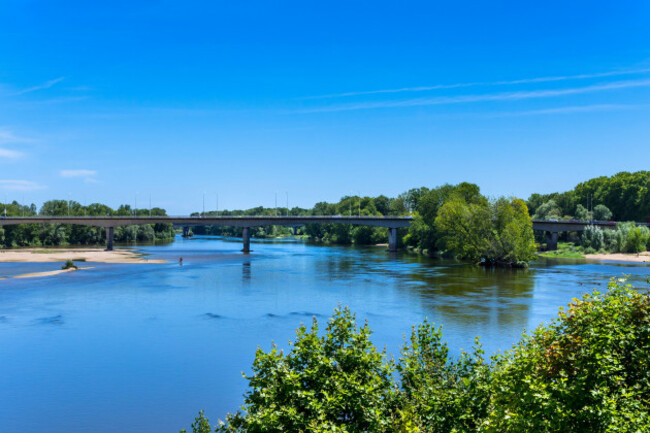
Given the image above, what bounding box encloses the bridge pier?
[388,227,398,252]
[546,231,558,251]
[242,227,251,253]
[105,226,114,251]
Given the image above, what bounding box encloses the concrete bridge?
[0,216,412,252]
[532,220,650,250]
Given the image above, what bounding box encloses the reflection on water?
[0,235,648,433]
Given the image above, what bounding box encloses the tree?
[532,199,562,220]
[216,307,399,432]
[593,204,612,221]
[436,197,536,266]
[575,204,589,221]
[581,225,604,251]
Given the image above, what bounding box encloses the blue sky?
[1,1,649,214]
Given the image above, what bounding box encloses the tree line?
[0,200,175,247]
[527,170,650,222]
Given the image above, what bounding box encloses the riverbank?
[0,248,166,264]
[585,252,650,263]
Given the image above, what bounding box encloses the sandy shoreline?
[585,252,650,263]
[0,248,166,264]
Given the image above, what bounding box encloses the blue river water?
[0,235,648,432]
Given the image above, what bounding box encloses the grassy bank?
[538,241,585,259]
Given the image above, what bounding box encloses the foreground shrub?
[485,278,650,432]
[215,307,399,432]
[398,321,491,432]
[188,279,650,432]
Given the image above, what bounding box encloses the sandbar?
[585,252,650,263]
[13,266,95,279]
[0,248,166,264]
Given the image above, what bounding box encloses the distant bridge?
[532,220,650,250]
[0,216,413,252]
[2,215,645,253]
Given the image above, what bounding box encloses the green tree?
[436,197,536,266]
[593,204,612,221]
[574,204,589,221]
[532,199,562,220]
[581,225,604,251]
[216,307,398,432]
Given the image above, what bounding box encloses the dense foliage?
[0,199,175,247]
[528,170,649,222]
[582,223,650,254]
[183,278,650,432]
[435,196,537,267]
[215,307,399,432]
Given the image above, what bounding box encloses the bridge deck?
[0,215,413,228]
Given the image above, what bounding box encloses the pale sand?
[0,248,166,264]
[13,266,94,279]
[585,252,650,263]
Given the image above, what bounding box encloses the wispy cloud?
[12,77,65,96]
[0,148,24,159]
[490,104,648,117]
[306,67,650,100]
[299,78,650,113]
[0,128,34,145]
[0,128,32,160]
[60,169,97,178]
[0,180,46,191]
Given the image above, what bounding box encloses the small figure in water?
[179,257,183,266]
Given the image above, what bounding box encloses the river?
[1,235,648,432]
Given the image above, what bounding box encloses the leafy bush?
[581,225,603,251]
[61,259,77,270]
[398,321,491,432]
[485,278,650,431]
[215,307,399,432]
[602,229,619,252]
[190,279,650,432]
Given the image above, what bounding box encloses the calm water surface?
[1,236,648,432]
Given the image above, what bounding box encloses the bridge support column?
[182,226,190,237]
[546,231,558,251]
[242,227,251,253]
[105,226,114,251]
[388,227,398,252]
